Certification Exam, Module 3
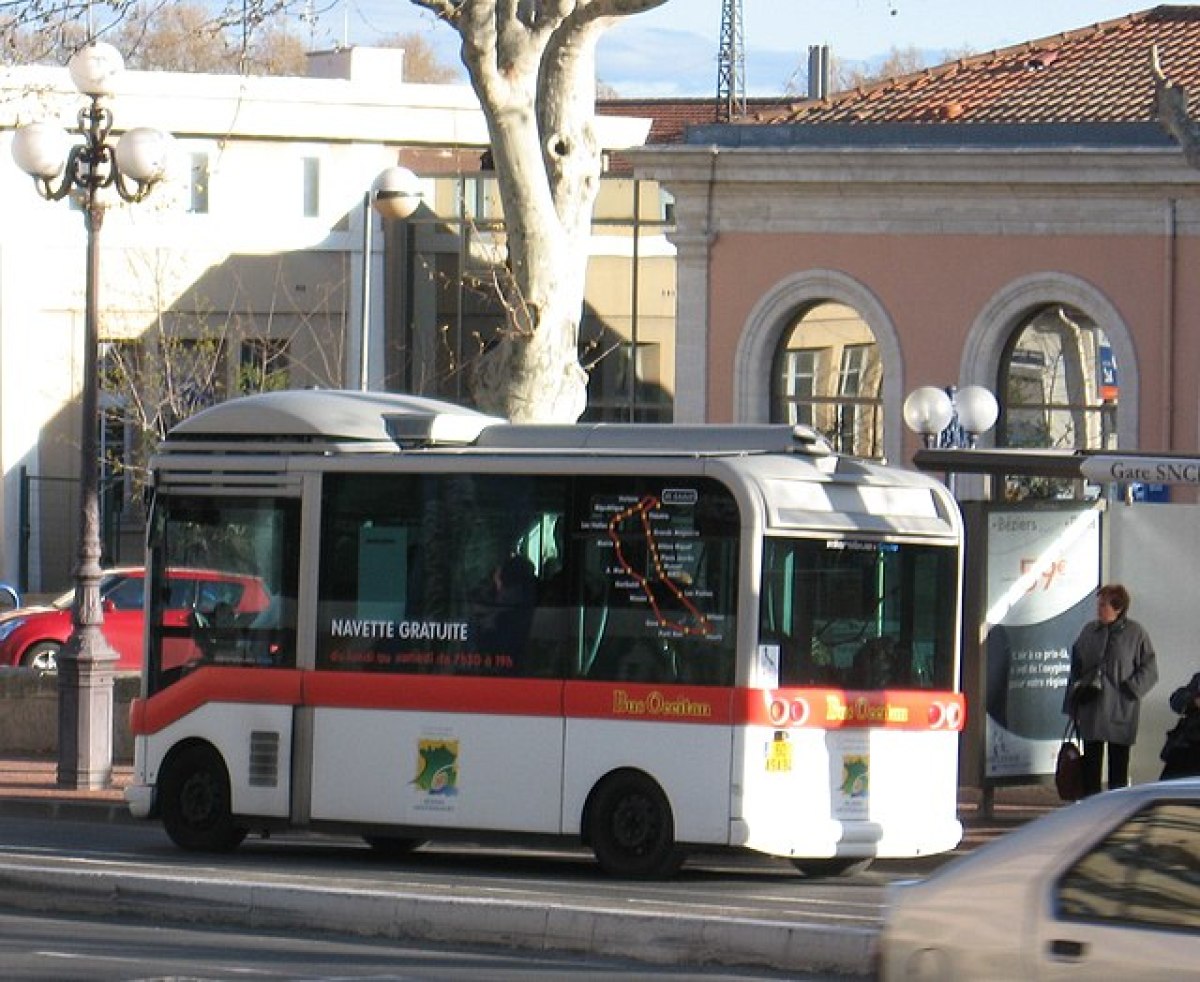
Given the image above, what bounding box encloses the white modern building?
[0,49,654,592]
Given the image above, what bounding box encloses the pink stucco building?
[632,5,1200,488]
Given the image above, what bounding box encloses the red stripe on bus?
[564,681,735,724]
[130,668,304,736]
[303,672,562,715]
[734,687,967,732]
[130,671,965,735]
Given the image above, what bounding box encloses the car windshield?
[50,573,127,610]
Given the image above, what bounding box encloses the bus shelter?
[913,449,1200,813]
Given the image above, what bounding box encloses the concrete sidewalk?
[0,756,134,824]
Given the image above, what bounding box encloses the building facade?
[0,50,656,591]
[632,6,1200,490]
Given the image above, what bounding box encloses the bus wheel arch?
[583,768,683,879]
[158,739,247,853]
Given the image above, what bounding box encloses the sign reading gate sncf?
[1080,456,1200,486]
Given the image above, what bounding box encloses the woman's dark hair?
[1098,583,1130,616]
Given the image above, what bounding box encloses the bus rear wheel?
[160,744,246,852]
[363,835,425,857]
[791,857,873,878]
[587,771,682,879]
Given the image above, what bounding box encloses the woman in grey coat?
[1064,584,1159,796]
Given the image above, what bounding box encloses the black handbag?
[1055,720,1085,801]
[1069,668,1103,707]
[1160,712,1200,762]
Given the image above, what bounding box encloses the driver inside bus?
[248,592,297,667]
[851,636,903,689]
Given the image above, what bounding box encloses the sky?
[307,1,1154,98]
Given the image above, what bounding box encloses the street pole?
[11,42,171,789]
[56,180,119,789]
[359,190,372,390]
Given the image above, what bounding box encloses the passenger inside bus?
[473,554,538,667]
[613,641,676,682]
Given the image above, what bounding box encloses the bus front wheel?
[160,744,247,852]
[587,771,682,879]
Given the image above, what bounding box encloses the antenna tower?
[716,0,746,121]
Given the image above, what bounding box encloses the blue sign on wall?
[1098,345,1118,401]
[1130,482,1170,503]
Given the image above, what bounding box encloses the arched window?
[771,301,882,458]
[999,304,1117,452]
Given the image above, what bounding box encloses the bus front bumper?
[124,782,153,819]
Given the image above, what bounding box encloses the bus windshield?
[759,537,958,691]
[146,494,301,692]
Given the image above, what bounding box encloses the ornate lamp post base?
[57,630,118,789]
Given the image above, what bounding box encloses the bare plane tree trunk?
[414,0,668,422]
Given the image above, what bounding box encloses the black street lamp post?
[11,42,170,789]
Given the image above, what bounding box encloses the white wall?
[1107,503,1200,784]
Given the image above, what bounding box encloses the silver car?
[878,778,1200,980]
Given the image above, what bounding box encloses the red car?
[0,567,271,673]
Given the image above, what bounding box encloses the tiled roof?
[768,5,1200,125]
[597,97,793,145]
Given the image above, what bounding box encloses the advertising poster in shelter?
[984,506,1101,780]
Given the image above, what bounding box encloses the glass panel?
[781,349,819,427]
[1000,304,1116,500]
[317,473,569,678]
[146,495,300,692]
[104,575,145,611]
[575,477,739,686]
[1057,801,1200,932]
[302,156,320,218]
[583,337,672,423]
[315,473,739,685]
[772,302,882,458]
[160,337,227,428]
[189,153,209,214]
[239,339,291,393]
[759,537,958,690]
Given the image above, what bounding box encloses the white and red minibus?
[127,389,965,878]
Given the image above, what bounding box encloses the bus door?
[144,491,303,823]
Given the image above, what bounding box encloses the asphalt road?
[0,816,932,977]
[0,908,831,981]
